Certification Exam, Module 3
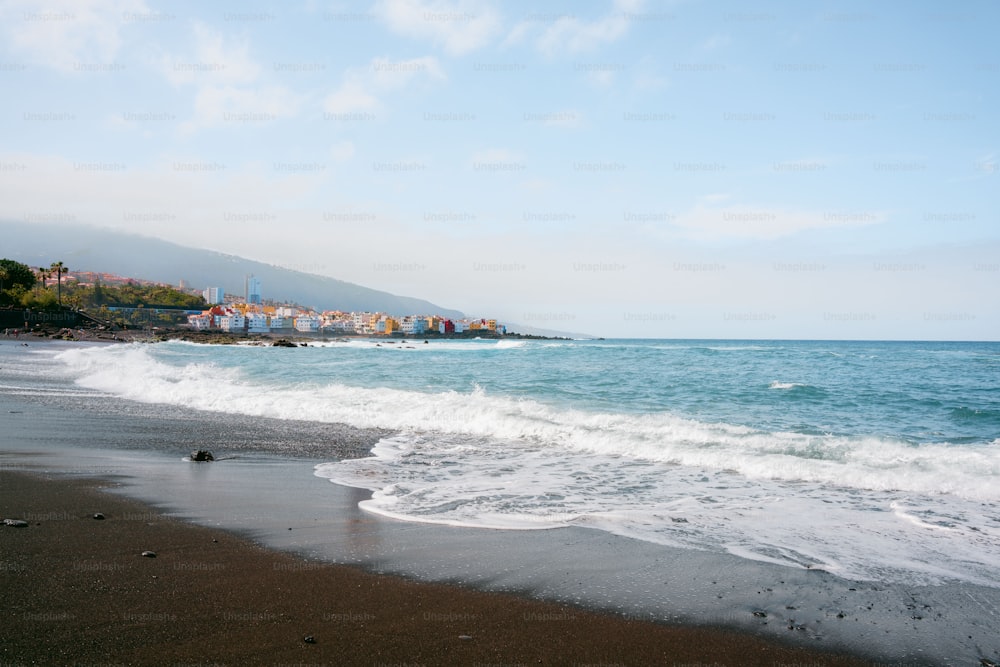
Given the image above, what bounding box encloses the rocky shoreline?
[6,321,572,346]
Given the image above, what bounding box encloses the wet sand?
[1,471,873,666]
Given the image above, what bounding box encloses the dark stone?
[752,610,767,618]
[3,518,29,528]
[303,635,316,644]
[141,550,156,558]
[272,339,298,347]
[190,450,214,462]
[93,513,105,520]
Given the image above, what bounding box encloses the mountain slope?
[1,221,464,318]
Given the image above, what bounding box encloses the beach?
[1,470,876,666]
[2,336,998,665]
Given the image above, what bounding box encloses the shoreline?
[3,316,574,346]
[1,470,874,666]
[3,339,997,664]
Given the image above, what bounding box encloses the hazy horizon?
[1,0,997,339]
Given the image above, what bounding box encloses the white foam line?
[890,501,956,532]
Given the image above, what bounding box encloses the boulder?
[190,450,215,462]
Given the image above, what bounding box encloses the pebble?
[303,635,316,644]
[141,550,157,558]
[459,635,473,641]
[93,513,105,520]
[3,518,30,528]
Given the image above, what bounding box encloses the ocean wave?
[769,381,805,390]
[41,341,1000,587]
[316,433,1000,586]
[52,343,1000,502]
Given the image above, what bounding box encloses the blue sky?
[1,0,997,339]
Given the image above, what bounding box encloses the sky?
[0,0,997,339]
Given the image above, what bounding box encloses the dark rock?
[272,339,298,348]
[93,513,105,520]
[190,450,214,462]
[752,610,767,618]
[141,550,157,558]
[3,518,29,528]
[303,635,316,644]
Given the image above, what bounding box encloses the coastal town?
[0,262,509,340]
[188,276,506,337]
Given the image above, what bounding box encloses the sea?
[13,337,1000,589]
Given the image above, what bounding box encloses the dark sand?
[1,471,873,666]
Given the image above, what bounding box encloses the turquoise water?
[144,338,1000,443]
[36,338,1000,585]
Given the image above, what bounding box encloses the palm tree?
[49,261,67,307]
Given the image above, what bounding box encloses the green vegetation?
[0,259,38,306]
[1,258,206,314]
[62,281,206,310]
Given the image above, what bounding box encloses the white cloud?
[160,22,260,86]
[374,0,501,55]
[0,0,148,72]
[531,0,640,56]
[158,23,302,133]
[671,200,886,240]
[324,56,445,115]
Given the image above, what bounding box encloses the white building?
[218,313,246,332]
[400,315,427,335]
[268,315,287,330]
[247,312,269,333]
[202,287,223,304]
[188,313,213,330]
[352,311,376,334]
[294,314,321,332]
[325,319,354,334]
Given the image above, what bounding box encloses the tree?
[50,261,67,307]
[0,259,37,306]
[92,278,104,306]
